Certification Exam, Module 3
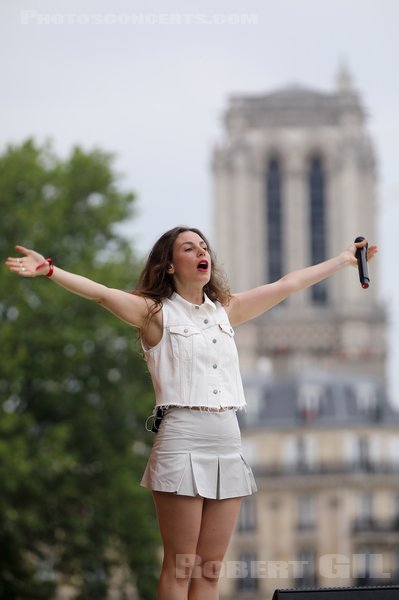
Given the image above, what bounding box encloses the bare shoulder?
[128,293,162,327]
[100,288,161,331]
[139,297,164,348]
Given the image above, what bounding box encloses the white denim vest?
[142,292,247,410]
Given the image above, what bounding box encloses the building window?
[297,494,316,530]
[357,492,373,527]
[283,436,297,470]
[394,548,399,581]
[266,157,283,282]
[242,385,263,422]
[309,156,327,304]
[393,493,399,526]
[354,546,388,585]
[358,437,372,470]
[355,547,373,583]
[345,434,377,471]
[389,436,399,468]
[284,435,315,472]
[295,550,316,588]
[297,435,316,470]
[237,497,257,533]
[236,552,258,593]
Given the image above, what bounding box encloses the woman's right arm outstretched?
[5,245,153,329]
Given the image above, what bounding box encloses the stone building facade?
[212,67,385,382]
[213,69,399,600]
[219,372,399,599]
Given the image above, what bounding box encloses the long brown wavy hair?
[133,226,231,326]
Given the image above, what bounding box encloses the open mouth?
[197,260,209,272]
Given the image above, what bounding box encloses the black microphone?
[354,236,370,289]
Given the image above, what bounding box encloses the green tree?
[0,140,159,599]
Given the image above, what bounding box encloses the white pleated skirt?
[140,407,257,499]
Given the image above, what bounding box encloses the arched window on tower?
[266,157,283,282]
[309,156,328,304]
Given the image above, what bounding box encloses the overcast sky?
[2,0,399,403]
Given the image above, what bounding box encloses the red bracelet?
[35,258,54,277]
[46,258,54,277]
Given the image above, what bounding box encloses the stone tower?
[212,67,386,382]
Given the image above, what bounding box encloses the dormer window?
[354,382,377,414]
[297,383,324,421]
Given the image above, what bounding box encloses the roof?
[225,83,365,129]
[239,370,399,430]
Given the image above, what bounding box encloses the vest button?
[212,338,217,343]
[213,364,218,369]
[213,389,218,394]
[184,328,188,333]
[195,306,200,310]
[204,319,209,324]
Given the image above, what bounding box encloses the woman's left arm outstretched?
[226,239,378,327]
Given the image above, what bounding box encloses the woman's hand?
[5,245,50,277]
[340,238,378,268]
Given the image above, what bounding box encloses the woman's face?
[169,230,211,286]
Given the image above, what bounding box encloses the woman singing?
[5,227,377,600]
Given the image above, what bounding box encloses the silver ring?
[21,267,26,272]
